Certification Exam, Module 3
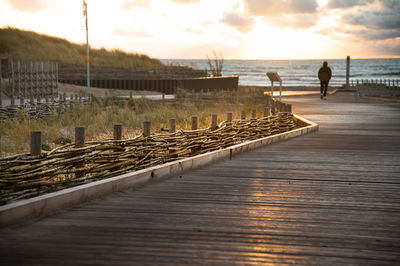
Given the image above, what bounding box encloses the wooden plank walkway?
[1,93,400,265]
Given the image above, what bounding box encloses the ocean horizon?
[161,58,400,87]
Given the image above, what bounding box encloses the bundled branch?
[0,112,302,205]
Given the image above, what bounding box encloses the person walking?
[318,61,332,100]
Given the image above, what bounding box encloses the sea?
[161,58,400,87]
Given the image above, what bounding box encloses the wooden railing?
[350,79,400,99]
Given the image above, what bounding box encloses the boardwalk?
[1,93,400,265]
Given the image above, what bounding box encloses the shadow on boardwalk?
[1,92,399,265]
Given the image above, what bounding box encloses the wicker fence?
[0,100,303,205]
[0,59,58,106]
[0,94,91,121]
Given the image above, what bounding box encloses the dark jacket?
[318,62,332,82]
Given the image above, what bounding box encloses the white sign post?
[266,72,282,102]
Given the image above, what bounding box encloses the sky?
[0,0,399,59]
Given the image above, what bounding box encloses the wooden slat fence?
[59,76,239,94]
[0,59,58,106]
[178,76,239,92]
[350,78,400,99]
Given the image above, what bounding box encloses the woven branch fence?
[0,109,306,205]
[0,95,91,120]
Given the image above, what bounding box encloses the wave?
[167,58,400,86]
[381,72,400,76]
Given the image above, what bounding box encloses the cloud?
[121,0,152,10]
[242,0,319,29]
[220,10,255,33]
[327,0,374,9]
[185,28,203,34]
[6,0,51,13]
[343,9,400,31]
[350,29,400,40]
[269,14,319,29]
[338,0,400,40]
[369,39,400,56]
[170,0,200,3]
[112,28,152,38]
[290,0,319,13]
[244,0,318,17]
[317,0,400,43]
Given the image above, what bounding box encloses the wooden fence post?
[47,62,51,102]
[44,63,49,103]
[22,61,27,105]
[143,121,151,137]
[30,131,42,156]
[211,114,218,130]
[113,124,122,140]
[75,126,85,177]
[241,111,246,120]
[15,60,19,105]
[0,61,2,107]
[169,118,176,133]
[29,61,34,104]
[346,56,350,89]
[75,127,85,148]
[227,112,232,122]
[191,116,198,130]
[39,62,44,103]
[36,62,41,103]
[17,60,24,105]
[264,107,269,117]
[51,62,55,102]
[270,101,275,115]
[252,109,256,119]
[9,60,15,105]
[55,62,58,98]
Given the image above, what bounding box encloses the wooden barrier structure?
[59,76,239,94]
[0,101,302,205]
[178,76,239,92]
[0,59,58,106]
[350,78,400,99]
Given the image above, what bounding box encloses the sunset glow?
[0,0,399,59]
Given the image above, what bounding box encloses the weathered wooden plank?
[0,93,399,265]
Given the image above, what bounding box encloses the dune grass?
[0,27,163,68]
[0,95,267,157]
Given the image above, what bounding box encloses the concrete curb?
[0,114,318,227]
